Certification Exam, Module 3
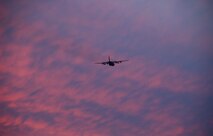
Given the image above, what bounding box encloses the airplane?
[95,56,128,66]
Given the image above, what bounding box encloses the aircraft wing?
[113,60,128,64]
[95,61,109,65]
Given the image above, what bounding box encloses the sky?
[0,0,212,136]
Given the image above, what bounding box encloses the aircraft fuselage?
[108,61,115,66]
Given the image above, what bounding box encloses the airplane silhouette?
[95,56,128,66]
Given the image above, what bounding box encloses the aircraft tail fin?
[108,56,110,61]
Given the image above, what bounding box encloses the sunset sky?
[0,0,212,136]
